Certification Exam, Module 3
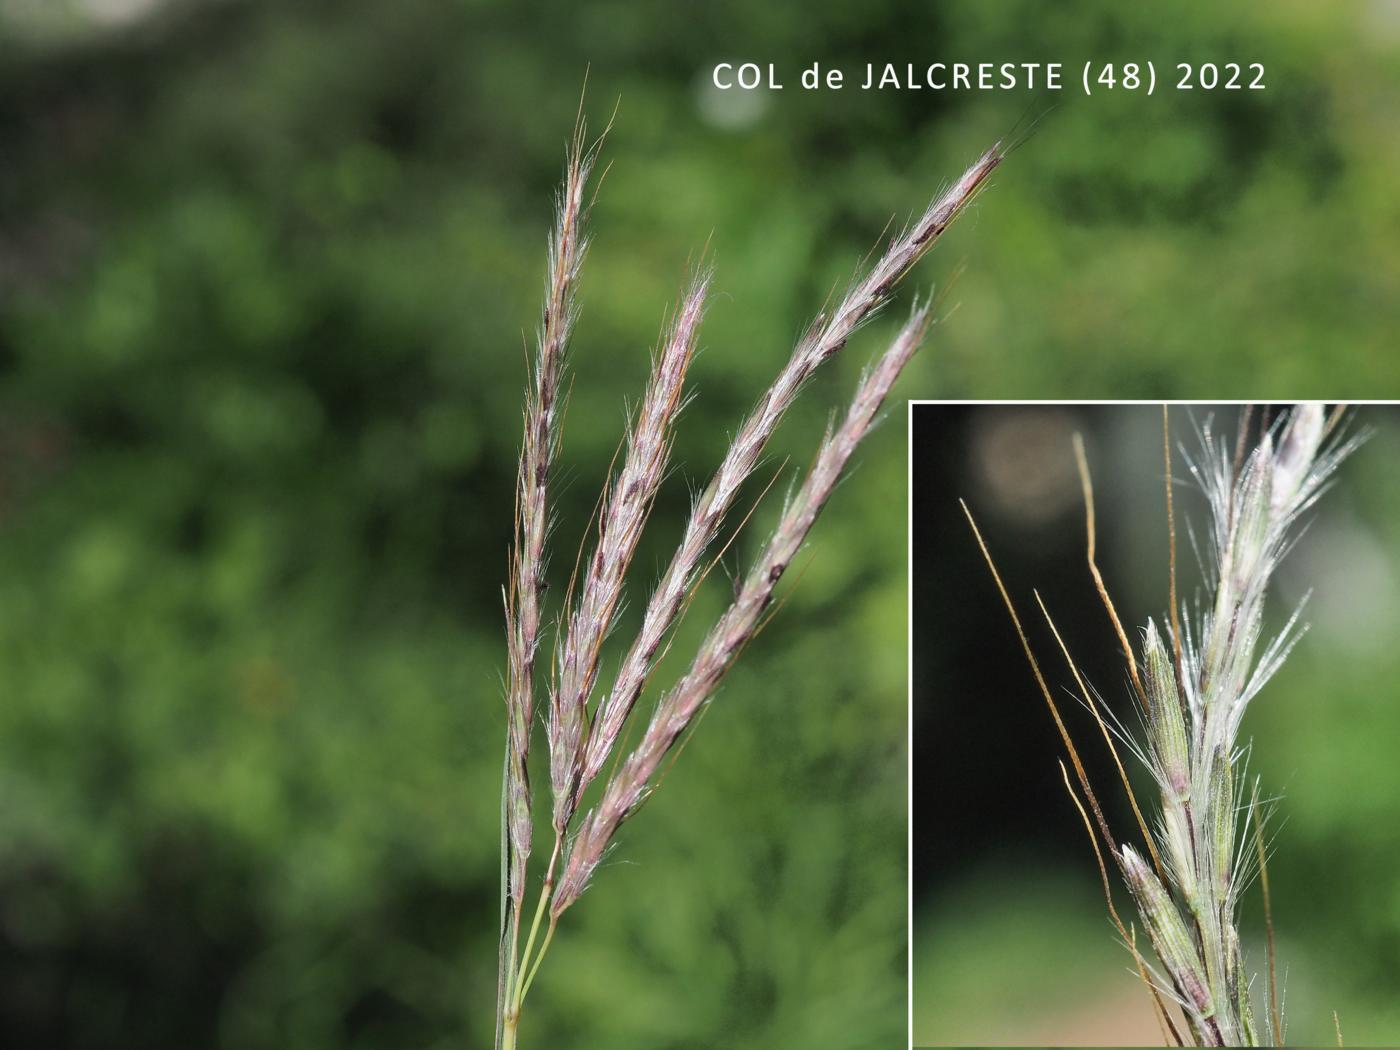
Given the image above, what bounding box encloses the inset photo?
[910,403,1400,1048]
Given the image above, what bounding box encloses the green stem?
[496,745,515,1050]
[505,836,561,1048]
[517,916,557,1004]
[513,874,552,1004]
[495,897,520,1049]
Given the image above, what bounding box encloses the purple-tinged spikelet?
[503,129,594,907]
[579,144,1004,797]
[548,278,709,832]
[554,302,932,915]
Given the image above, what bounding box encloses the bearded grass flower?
[497,112,1003,1048]
[967,403,1359,1047]
[1116,404,1356,1046]
[498,120,593,1050]
[552,303,932,916]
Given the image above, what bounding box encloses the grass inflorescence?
[497,111,1003,1047]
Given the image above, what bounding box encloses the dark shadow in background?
[910,403,1254,894]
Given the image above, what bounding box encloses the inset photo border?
[908,402,1400,1048]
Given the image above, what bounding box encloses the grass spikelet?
[498,114,596,1049]
[548,276,709,835]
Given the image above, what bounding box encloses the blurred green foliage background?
[0,0,1396,1046]
[911,405,1400,1047]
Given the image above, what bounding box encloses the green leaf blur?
[1,0,1396,1046]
